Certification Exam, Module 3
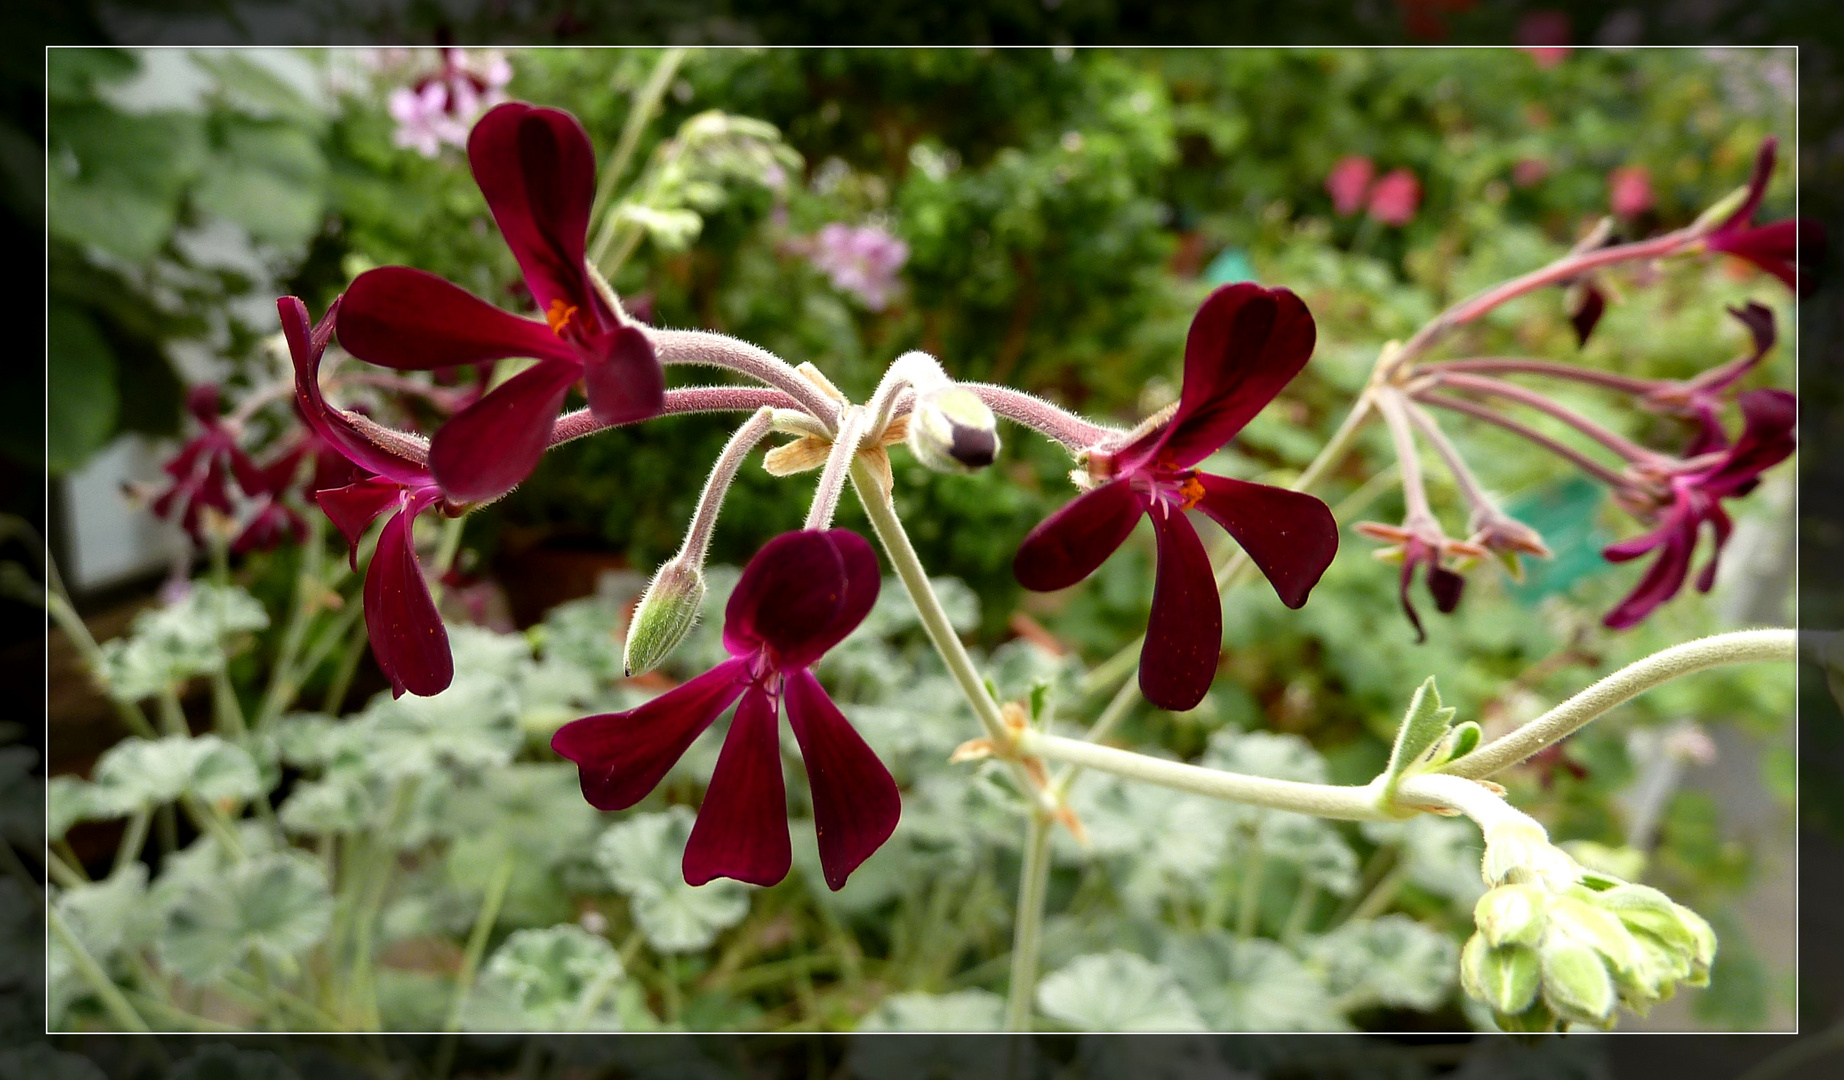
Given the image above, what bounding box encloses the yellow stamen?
[1177,474,1206,511]
[545,299,579,335]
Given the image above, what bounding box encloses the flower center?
[1175,474,1205,511]
[545,299,580,337]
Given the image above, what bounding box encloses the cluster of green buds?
[1461,820,1716,1031]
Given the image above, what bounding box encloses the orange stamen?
[545,299,579,336]
[1177,474,1206,511]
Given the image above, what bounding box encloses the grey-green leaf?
[1035,951,1207,1031]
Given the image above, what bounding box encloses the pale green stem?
[806,408,867,531]
[47,904,151,1031]
[111,809,151,879]
[1395,773,1542,832]
[1345,864,1409,923]
[1003,811,1053,1033]
[179,793,247,861]
[566,967,623,1032]
[257,514,328,729]
[1440,629,1796,780]
[321,621,369,715]
[210,669,248,741]
[1280,879,1320,945]
[443,853,516,1033]
[155,687,189,737]
[1235,843,1267,939]
[45,846,88,889]
[588,47,688,249]
[45,590,157,739]
[427,514,468,608]
[351,777,419,1028]
[1048,677,1138,799]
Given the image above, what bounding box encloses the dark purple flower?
[1703,137,1825,298]
[1013,284,1339,711]
[552,529,899,890]
[1354,519,1485,643]
[1643,302,1776,457]
[148,385,267,544]
[1602,388,1796,629]
[282,295,454,699]
[337,102,663,503]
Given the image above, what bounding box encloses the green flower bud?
[907,386,1000,475]
[1482,821,1578,888]
[1474,883,1548,948]
[623,561,706,677]
[1462,933,1541,1016]
[1537,932,1617,1028]
[1551,894,1651,990]
[1495,998,1558,1034]
[1692,182,1753,233]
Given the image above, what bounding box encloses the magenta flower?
[805,223,909,311]
[338,102,663,504]
[282,295,454,699]
[1326,156,1376,217]
[1642,302,1776,456]
[553,529,898,890]
[1703,137,1825,298]
[1608,166,1654,217]
[1013,284,1339,711]
[1603,388,1796,629]
[148,385,267,544]
[1366,168,1421,226]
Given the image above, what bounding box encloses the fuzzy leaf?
[855,989,1005,1032]
[1379,676,1457,801]
[91,734,263,810]
[1035,951,1207,1031]
[155,852,333,983]
[458,925,634,1032]
[594,808,751,953]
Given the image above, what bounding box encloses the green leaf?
[196,121,326,247]
[47,103,205,260]
[277,777,375,836]
[155,852,333,983]
[594,808,751,953]
[94,584,270,700]
[45,48,139,102]
[0,747,41,846]
[1035,950,1207,1031]
[855,989,1005,1032]
[459,925,632,1032]
[55,865,155,965]
[1160,931,1344,1031]
[1307,914,1460,1014]
[1361,815,1488,906]
[91,734,263,810]
[1201,729,1329,785]
[1257,814,1360,897]
[1379,676,1457,802]
[45,303,118,475]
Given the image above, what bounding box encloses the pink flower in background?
[1517,11,1572,68]
[805,224,909,310]
[1326,156,1376,216]
[1609,166,1654,216]
[1512,157,1550,188]
[1367,168,1421,226]
[389,48,513,158]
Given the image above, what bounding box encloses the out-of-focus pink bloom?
[1609,166,1654,217]
[805,223,909,311]
[1325,156,1375,217]
[389,48,514,158]
[1367,168,1421,226]
[1512,157,1550,188]
[1517,11,1572,68]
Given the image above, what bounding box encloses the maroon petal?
[427,357,580,503]
[1191,473,1338,609]
[581,324,666,425]
[282,296,431,487]
[1138,507,1221,712]
[784,669,900,890]
[339,267,579,372]
[1714,136,1776,233]
[1568,281,1606,347]
[1013,480,1146,592]
[365,501,453,698]
[683,687,792,887]
[1695,505,1734,593]
[231,500,307,554]
[1133,284,1317,469]
[1604,521,1670,563]
[467,103,604,325]
[551,659,749,812]
[1709,220,1824,297]
[1603,518,1698,630]
[782,530,882,671]
[1429,564,1466,613]
[722,529,879,668]
[1702,389,1795,496]
[317,477,406,565]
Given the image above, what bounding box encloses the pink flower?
[1367,168,1421,226]
[1517,11,1572,68]
[806,223,909,311]
[553,529,899,890]
[1609,166,1654,217]
[1013,285,1338,711]
[1326,156,1376,217]
[387,48,514,158]
[1512,157,1550,188]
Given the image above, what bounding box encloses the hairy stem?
[1373,388,1436,522]
[650,329,841,431]
[962,383,1122,452]
[805,408,866,531]
[1425,372,1666,465]
[1414,391,1632,488]
[677,408,776,566]
[1417,358,1658,395]
[1003,811,1053,1032]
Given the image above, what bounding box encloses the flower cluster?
[800,222,909,310]
[1325,156,1421,225]
[1461,821,1715,1031]
[387,48,513,158]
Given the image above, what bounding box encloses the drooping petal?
[682,687,792,887]
[1713,136,1776,234]
[338,266,579,372]
[1191,473,1338,609]
[1132,284,1317,469]
[1603,521,1671,563]
[317,477,406,565]
[466,103,604,325]
[723,529,882,669]
[1701,388,1795,496]
[1602,518,1698,630]
[1568,281,1607,347]
[365,502,454,698]
[1707,220,1824,297]
[1013,480,1146,593]
[1397,558,1429,644]
[551,659,749,812]
[784,669,900,890]
[427,357,581,503]
[1695,504,1734,594]
[282,296,431,487]
[1428,564,1466,613]
[581,324,666,425]
[1138,507,1221,712]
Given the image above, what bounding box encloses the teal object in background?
[1505,476,1614,605]
[1203,246,1254,286]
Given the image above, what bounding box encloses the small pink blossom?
[1517,11,1572,68]
[389,49,515,158]
[1512,157,1550,188]
[1609,165,1654,216]
[1366,168,1421,226]
[1326,156,1375,217]
[805,223,909,311]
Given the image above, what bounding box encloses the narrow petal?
[467,103,602,323]
[1138,508,1221,712]
[683,688,792,887]
[427,358,580,503]
[365,504,453,698]
[1603,522,1671,564]
[551,659,749,812]
[1694,505,1734,594]
[339,266,578,372]
[582,324,666,425]
[1398,558,1428,644]
[1569,282,1606,347]
[1141,284,1317,469]
[1191,473,1338,609]
[283,296,431,486]
[784,669,900,890]
[1701,388,1795,496]
[1013,480,1146,592]
[317,477,405,565]
[1714,136,1776,233]
[1603,520,1698,630]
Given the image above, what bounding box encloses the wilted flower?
[1608,166,1654,217]
[1367,168,1421,226]
[804,223,909,310]
[1326,155,1376,217]
[1014,284,1338,711]
[1355,518,1484,642]
[553,529,899,890]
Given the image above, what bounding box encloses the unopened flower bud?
[1475,883,1547,948]
[1692,182,1753,234]
[907,386,1000,474]
[1550,893,1650,989]
[1481,821,1577,888]
[1537,931,1617,1027]
[1462,933,1541,1016]
[623,561,705,677]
